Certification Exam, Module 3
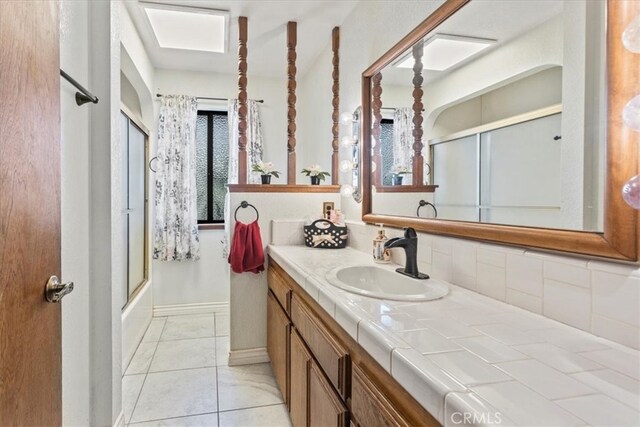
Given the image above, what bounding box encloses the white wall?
[228,192,340,354]
[60,0,123,425]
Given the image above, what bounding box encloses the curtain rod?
[155,93,264,103]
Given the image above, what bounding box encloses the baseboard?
[228,347,270,366]
[153,302,229,317]
[113,411,125,427]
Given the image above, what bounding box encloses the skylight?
[142,3,228,53]
[396,34,495,71]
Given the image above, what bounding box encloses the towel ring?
[234,201,259,222]
[417,200,437,218]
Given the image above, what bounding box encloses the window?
[380,118,394,186]
[196,111,229,224]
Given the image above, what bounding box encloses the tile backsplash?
[269,218,639,349]
[344,220,640,350]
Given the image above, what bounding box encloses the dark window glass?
[195,111,229,223]
[380,119,394,186]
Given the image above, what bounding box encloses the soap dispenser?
[373,224,391,263]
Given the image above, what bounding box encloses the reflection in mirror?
[351,107,362,202]
[370,0,606,232]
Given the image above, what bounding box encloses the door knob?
[45,276,74,303]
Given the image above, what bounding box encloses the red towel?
[228,220,265,274]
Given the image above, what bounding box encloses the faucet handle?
[403,227,417,239]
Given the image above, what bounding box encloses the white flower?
[391,164,410,174]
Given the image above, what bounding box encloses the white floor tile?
[217,363,283,412]
[130,368,217,423]
[149,338,216,372]
[571,369,640,410]
[215,337,229,367]
[123,374,146,423]
[161,315,216,341]
[218,404,291,427]
[427,351,512,386]
[215,314,229,337]
[471,381,585,426]
[129,413,218,426]
[513,343,604,374]
[126,342,158,375]
[494,359,596,400]
[555,394,640,427]
[142,318,167,343]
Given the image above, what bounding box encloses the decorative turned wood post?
[331,27,340,185]
[412,41,424,186]
[237,16,248,184]
[287,21,297,184]
[371,72,383,187]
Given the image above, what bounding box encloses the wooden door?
[308,360,348,427]
[0,2,63,425]
[290,328,311,427]
[267,291,290,404]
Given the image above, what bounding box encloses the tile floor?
[123,313,292,427]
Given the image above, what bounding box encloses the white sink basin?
[326,265,449,302]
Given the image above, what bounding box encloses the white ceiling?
[124,0,358,78]
[381,0,564,86]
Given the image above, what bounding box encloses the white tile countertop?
[268,245,640,427]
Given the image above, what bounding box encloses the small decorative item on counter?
[372,223,391,263]
[304,219,348,249]
[329,209,345,226]
[252,161,281,184]
[389,165,411,186]
[301,164,330,185]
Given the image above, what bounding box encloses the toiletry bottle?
[373,224,391,263]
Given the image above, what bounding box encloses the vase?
[261,174,272,184]
[392,175,403,186]
[310,176,320,185]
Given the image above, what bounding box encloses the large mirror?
[362,0,639,260]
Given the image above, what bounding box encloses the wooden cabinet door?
[309,359,348,427]
[267,291,290,404]
[351,364,412,427]
[290,328,311,427]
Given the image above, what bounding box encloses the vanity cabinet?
[267,258,439,427]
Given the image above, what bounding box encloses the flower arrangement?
[301,165,331,182]
[252,161,280,178]
[390,165,411,176]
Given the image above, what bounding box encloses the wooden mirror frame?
[361,0,639,261]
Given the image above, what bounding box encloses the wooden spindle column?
[372,72,383,187]
[287,21,297,184]
[331,27,340,184]
[237,16,248,184]
[411,41,424,186]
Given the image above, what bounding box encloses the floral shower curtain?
[153,95,200,261]
[393,107,414,171]
[227,99,264,184]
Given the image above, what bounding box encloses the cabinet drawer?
[291,293,349,398]
[351,364,412,427]
[268,264,292,313]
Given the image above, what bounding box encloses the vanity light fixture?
[395,34,495,71]
[340,111,355,125]
[341,135,355,147]
[141,2,229,53]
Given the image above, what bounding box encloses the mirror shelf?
[376,185,438,193]
[361,0,638,261]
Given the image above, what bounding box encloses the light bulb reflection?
[371,161,377,173]
[340,184,354,196]
[341,135,354,147]
[623,95,640,132]
[623,16,640,53]
[623,175,640,209]
[340,160,352,172]
[340,112,353,126]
